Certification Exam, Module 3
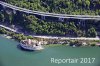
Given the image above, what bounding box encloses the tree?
[6,0,100,15]
[87,27,97,37]
[0,12,4,22]
[84,0,90,9]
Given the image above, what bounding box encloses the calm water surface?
[0,35,100,66]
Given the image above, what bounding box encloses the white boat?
[20,39,44,51]
[72,45,76,47]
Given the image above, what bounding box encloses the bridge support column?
[94,19,99,22]
[59,17,64,22]
[77,19,81,25]
[81,20,86,27]
[77,19,86,27]
[6,9,12,15]
[41,16,45,20]
[0,5,5,12]
[83,20,86,27]
[13,10,16,14]
[2,5,4,8]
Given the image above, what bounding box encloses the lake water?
[0,35,100,66]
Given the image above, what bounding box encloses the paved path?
[33,36,100,40]
[0,25,17,32]
[0,24,100,40]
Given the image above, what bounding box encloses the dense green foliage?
[0,27,100,46]
[0,9,99,37]
[0,0,100,37]
[0,27,34,41]
[6,0,100,15]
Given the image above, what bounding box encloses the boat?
[20,39,44,51]
[72,45,76,47]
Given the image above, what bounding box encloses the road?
[0,1,100,20]
[0,25,17,32]
[33,35,100,40]
[0,24,100,40]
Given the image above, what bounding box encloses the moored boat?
[20,39,44,51]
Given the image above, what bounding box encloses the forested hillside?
[5,0,100,15]
[0,0,100,37]
[0,8,99,37]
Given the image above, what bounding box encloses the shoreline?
[0,25,100,47]
[3,34,12,39]
[0,24,100,41]
[1,34,100,48]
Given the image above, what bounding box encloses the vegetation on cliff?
[6,0,100,15]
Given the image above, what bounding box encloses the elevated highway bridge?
[0,1,100,21]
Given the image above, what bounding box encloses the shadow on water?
[0,59,3,66]
[95,57,100,66]
[17,44,44,55]
[96,63,100,66]
[17,44,34,52]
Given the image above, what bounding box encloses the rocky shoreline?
[0,26,100,47]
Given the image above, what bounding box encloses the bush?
[91,43,96,46]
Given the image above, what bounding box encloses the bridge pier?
[13,10,16,14]
[94,19,100,22]
[0,4,5,11]
[5,8,12,15]
[41,16,45,20]
[59,17,64,22]
[76,19,81,26]
[2,5,6,10]
[83,20,86,27]
[78,19,86,27]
